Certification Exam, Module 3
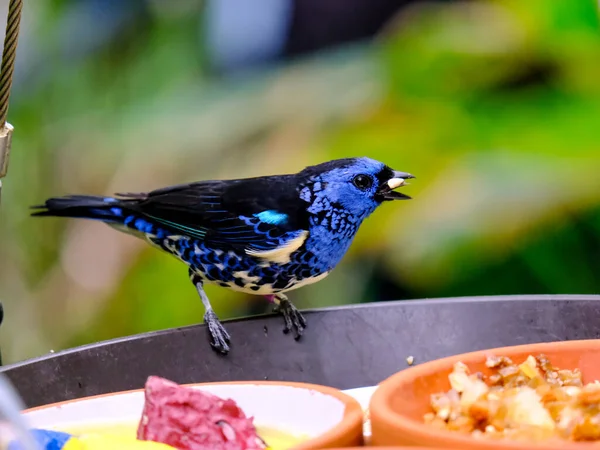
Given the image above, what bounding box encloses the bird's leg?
[189,269,231,354]
[268,293,307,340]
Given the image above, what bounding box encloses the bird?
[31,157,415,355]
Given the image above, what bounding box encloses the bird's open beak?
[378,171,415,201]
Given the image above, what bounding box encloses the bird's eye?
[352,174,373,190]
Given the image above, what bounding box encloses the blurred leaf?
[2,0,600,363]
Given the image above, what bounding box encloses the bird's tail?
[30,195,125,222]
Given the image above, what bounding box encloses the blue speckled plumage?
[31,157,415,354]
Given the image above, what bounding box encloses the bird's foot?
[204,309,231,355]
[274,299,306,340]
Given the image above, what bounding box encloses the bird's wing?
[117,176,310,260]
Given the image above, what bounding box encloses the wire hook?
[0,122,14,206]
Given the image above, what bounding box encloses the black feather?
[119,176,311,246]
[31,159,370,248]
[30,195,115,218]
[31,176,313,250]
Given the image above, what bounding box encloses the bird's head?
[297,157,414,218]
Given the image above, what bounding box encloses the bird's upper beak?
[377,171,415,201]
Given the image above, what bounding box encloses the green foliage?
[0,0,599,363]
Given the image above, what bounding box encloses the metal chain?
[0,0,23,205]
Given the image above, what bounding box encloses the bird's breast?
[303,210,362,272]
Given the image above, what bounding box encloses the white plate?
[342,386,378,442]
[341,386,377,411]
[22,381,366,448]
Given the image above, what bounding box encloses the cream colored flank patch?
[222,271,330,295]
[232,271,262,283]
[245,230,309,264]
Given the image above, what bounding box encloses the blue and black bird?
[31,157,414,354]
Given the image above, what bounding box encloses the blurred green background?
[0,0,599,364]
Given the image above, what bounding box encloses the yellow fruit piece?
[62,438,86,450]
[519,355,541,379]
[73,434,175,449]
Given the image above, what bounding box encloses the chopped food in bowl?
[369,339,600,449]
[424,354,600,442]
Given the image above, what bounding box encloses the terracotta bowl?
[22,380,364,449]
[369,339,600,449]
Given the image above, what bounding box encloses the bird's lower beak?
[378,171,415,201]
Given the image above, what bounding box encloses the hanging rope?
[0,0,23,205]
[0,0,23,128]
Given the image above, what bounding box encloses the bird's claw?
[276,299,306,340]
[204,310,231,355]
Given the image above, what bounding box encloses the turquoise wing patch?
[253,210,288,225]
